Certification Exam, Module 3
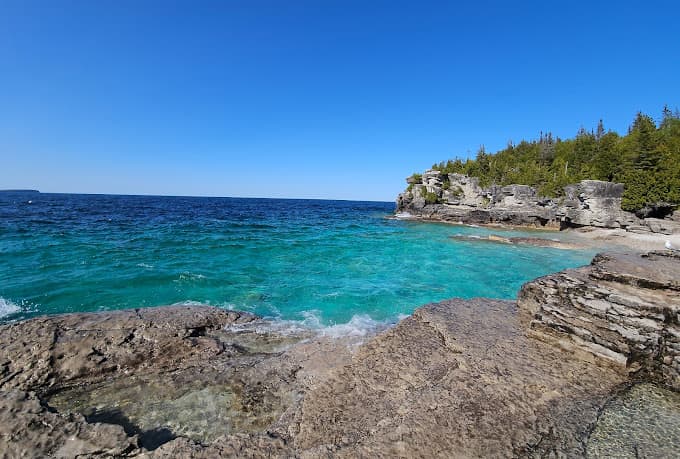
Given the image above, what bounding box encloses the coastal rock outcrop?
[0,306,258,392]
[396,171,666,230]
[290,298,628,457]
[397,171,559,227]
[518,250,680,390]
[558,180,639,228]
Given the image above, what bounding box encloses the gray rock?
[644,217,680,234]
[291,298,627,457]
[0,390,137,458]
[558,180,639,228]
[0,306,322,457]
[518,250,680,389]
[396,173,643,230]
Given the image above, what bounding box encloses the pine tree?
[412,108,680,212]
[596,119,605,141]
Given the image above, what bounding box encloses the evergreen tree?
[426,108,680,212]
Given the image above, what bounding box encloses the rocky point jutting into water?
[1,250,679,457]
[396,170,680,234]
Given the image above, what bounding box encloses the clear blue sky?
[2,0,678,201]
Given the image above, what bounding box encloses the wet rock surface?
[0,306,351,457]
[2,253,680,457]
[586,383,680,458]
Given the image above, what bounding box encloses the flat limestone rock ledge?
[0,306,355,458]
[2,298,641,458]
[289,299,628,458]
[518,250,680,390]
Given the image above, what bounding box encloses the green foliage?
[419,187,440,205]
[424,191,440,205]
[429,108,680,211]
[409,173,422,184]
[450,186,463,198]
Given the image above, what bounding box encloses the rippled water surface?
[0,192,596,326]
[587,383,680,458]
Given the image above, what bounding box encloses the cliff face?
[396,170,674,230]
[518,250,680,390]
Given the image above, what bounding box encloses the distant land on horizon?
[0,189,40,193]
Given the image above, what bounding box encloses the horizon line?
[1,189,395,204]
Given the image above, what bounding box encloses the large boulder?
[643,217,680,235]
[443,173,489,207]
[558,180,640,228]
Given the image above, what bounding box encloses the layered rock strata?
[397,170,678,231]
[518,250,680,390]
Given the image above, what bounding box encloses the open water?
[0,192,596,331]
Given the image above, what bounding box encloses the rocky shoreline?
[1,251,679,457]
[396,170,680,236]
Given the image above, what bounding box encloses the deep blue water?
[0,192,595,328]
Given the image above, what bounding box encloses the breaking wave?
[0,297,20,319]
[227,309,409,343]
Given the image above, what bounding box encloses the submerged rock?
[450,233,584,249]
[587,383,680,458]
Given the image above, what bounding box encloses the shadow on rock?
[85,407,176,450]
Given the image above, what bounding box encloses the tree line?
[428,107,680,212]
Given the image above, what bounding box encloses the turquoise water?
[0,192,596,328]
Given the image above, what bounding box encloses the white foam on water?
[394,211,414,219]
[171,300,212,307]
[319,314,392,338]
[175,272,207,282]
[0,298,21,319]
[226,309,410,343]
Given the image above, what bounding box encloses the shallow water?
[587,383,680,458]
[0,192,596,327]
[47,376,287,447]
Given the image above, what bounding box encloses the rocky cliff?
[396,170,679,232]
